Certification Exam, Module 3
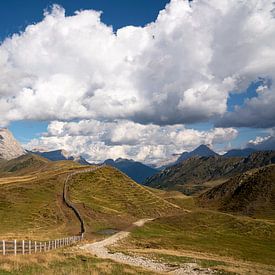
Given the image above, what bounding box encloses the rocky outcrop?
[0,128,26,160]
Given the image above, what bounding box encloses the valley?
[0,129,274,274]
[0,150,274,274]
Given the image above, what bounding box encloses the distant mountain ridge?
[176,144,218,163]
[104,158,158,183]
[0,128,26,160]
[223,148,256,157]
[145,150,275,195]
[31,149,91,165]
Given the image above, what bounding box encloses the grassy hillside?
[0,168,81,239]
[0,158,180,240]
[0,154,83,177]
[69,166,181,235]
[0,154,49,176]
[198,165,275,219]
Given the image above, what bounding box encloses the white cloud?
[25,119,238,163]
[247,128,275,150]
[0,0,274,127]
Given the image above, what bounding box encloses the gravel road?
[80,219,214,274]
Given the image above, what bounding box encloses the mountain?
[223,148,256,157]
[0,128,26,160]
[176,144,219,163]
[198,164,275,218]
[104,158,158,183]
[145,151,275,195]
[32,149,90,165]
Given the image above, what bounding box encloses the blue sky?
[1,0,274,162]
[0,0,170,40]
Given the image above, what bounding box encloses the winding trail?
[80,219,213,274]
[63,165,104,235]
[66,166,212,273]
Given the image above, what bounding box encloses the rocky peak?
[0,128,26,160]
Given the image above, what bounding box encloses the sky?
[1,0,275,164]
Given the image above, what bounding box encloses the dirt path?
[80,219,213,274]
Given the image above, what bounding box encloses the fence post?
[22,240,25,255]
[40,242,42,252]
[14,240,17,255]
[55,240,56,249]
[35,241,37,253]
[44,242,46,252]
[29,240,31,254]
[2,240,5,256]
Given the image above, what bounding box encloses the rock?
[0,128,26,160]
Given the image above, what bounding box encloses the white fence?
[0,234,83,256]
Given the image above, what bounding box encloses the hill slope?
[69,166,180,235]
[0,161,83,239]
[145,151,275,195]
[104,158,158,183]
[0,159,179,239]
[198,164,275,218]
[0,154,49,176]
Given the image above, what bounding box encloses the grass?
[0,172,80,240]
[0,249,156,275]
[0,156,87,239]
[1,156,274,274]
[0,161,179,239]
[69,166,180,234]
[116,210,275,267]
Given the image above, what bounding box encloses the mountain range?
[31,149,91,165]
[151,145,259,170]
[145,150,275,195]
[1,128,274,188]
[104,158,158,183]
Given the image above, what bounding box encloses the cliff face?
[0,128,26,160]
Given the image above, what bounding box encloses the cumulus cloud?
[25,119,238,163]
[247,128,275,150]
[217,84,275,128]
[0,0,275,126]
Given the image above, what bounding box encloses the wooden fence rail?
[0,235,83,256]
